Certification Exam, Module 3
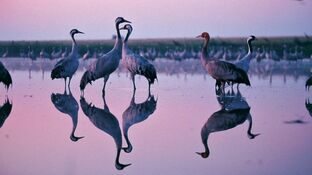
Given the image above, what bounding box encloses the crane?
[120,24,157,94]
[80,17,131,94]
[51,29,84,89]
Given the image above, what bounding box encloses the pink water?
[0,59,311,175]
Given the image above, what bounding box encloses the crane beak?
[123,19,131,23]
[78,31,84,34]
[196,35,202,38]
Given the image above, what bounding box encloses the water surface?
[0,58,311,175]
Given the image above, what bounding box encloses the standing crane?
[80,17,131,94]
[196,32,250,90]
[120,24,157,94]
[235,35,257,72]
[51,29,84,89]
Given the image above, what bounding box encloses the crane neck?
[70,34,78,57]
[197,131,210,158]
[115,148,131,170]
[70,113,84,142]
[124,29,131,43]
[200,38,210,64]
[116,22,122,39]
[123,127,133,153]
[113,22,123,50]
[202,38,210,58]
[247,38,253,54]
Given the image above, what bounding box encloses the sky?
[0,0,311,40]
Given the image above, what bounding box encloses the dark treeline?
[0,36,312,60]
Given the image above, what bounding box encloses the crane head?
[196,32,210,40]
[248,35,256,41]
[119,24,133,32]
[115,17,131,25]
[70,29,84,36]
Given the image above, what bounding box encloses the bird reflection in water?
[0,97,12,128]
[51,88,84,142]
[197,89,260,158]
[80,93,131,170]
[122,91,157,153]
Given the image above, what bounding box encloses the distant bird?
[0,61,12,90]
[120,24,157,94]
[80,17,131,93]
[0,98,12,128]
[197,89,259,158]
[39,49,50,59]
[82,46,91,60]
[1,48,9,58]
[51,29,84,89]
[27,46,36,61]
[51,89,84,142]
[51,47,62,59]
[122,91,157,153]
[305,76,312,90]
[80,94,131,170]
[196,32,251,90]
[235,35,256,73]
[61,48,69,58]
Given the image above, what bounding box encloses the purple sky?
[0,0,311,40]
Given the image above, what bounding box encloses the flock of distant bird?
[0,16,311,93]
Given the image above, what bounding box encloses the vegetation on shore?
[0,36,311,59]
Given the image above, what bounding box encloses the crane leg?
[231,82,234,92]
[131,74,136,90]
[103,75,109,94]
[221,82,225,93]
[68,77,72,88]
[64,78,67,91]
[148,82,151,96]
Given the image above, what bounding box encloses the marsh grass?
[0,36,311,59]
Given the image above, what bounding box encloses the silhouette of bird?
[51,29,84,89]
[122,91,157,153]
[197,89,259,158]
[0,98,12,128]
[196,32,250,90]
[80,93,131,170]
[0,60,12,90]
[51,89,84,142]
[120,24,157,94]
[80,17,131,94]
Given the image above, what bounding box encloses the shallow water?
[0,58,312,175]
